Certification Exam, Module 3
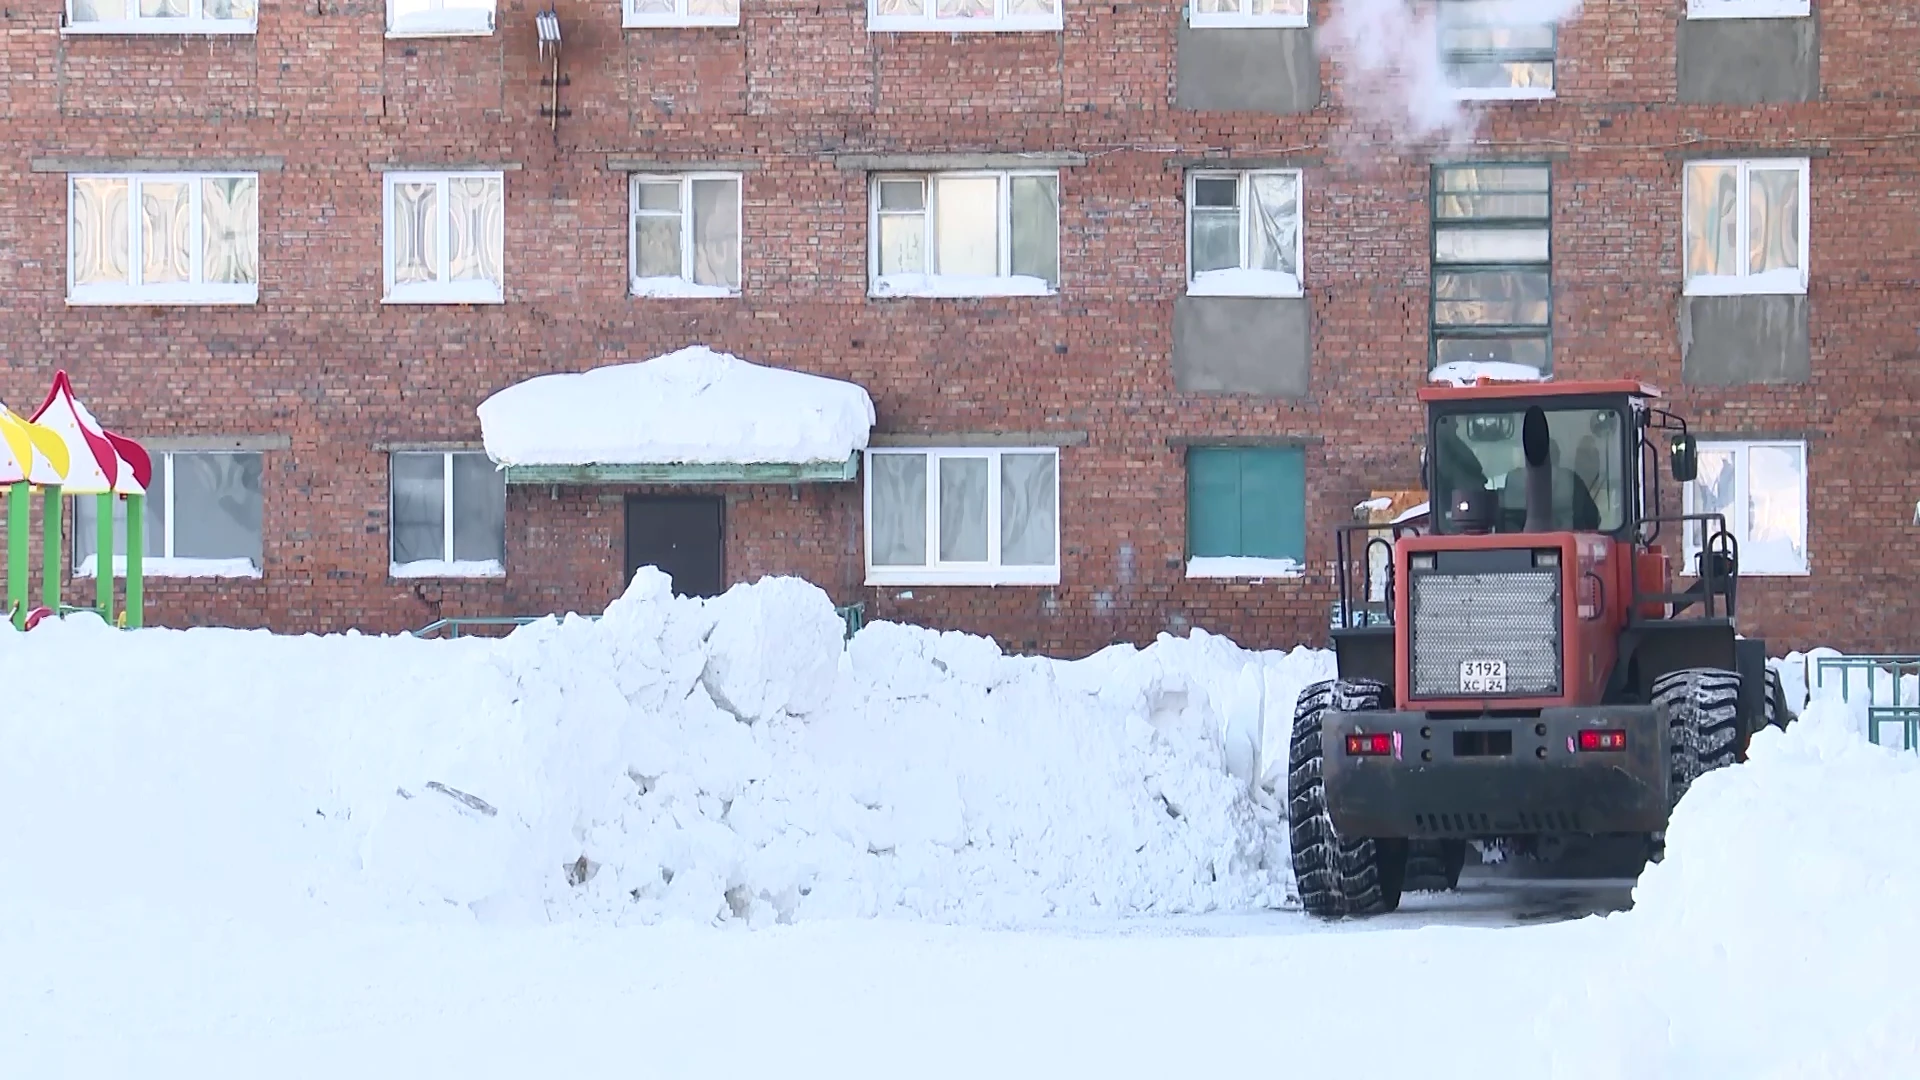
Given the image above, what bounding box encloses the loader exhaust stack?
[1521,405,1552,534]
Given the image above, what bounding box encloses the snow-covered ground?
[2,575,1916,1077]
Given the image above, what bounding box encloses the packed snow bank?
[477,345,876,467]
[0,571,1331,928]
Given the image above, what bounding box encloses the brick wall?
[1,1,1916,656]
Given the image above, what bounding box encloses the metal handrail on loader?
[1631,511,1738,622]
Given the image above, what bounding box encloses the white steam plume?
[1319,0,1585,151]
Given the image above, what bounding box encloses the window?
[626,0,737,27]
[390,452,507,578]
[1186,170,1302,297]
[1437,0,1558,100]
[1186,447,1306,579]
[1430,163,1552,372]
[387,0,493,36]
[1189,0,1305,28]
[864,447,1060,586]
[383,171,505,304]
[1684,441,1808,576]
[868,0,1060,33]
[1687,0,1809,18]
[65,0,255,33]
[1683,159,1809,297]
[869,172,1060,298]
[630,174,742,298]
[68,173,259,306]
[73,451,264,578]
[1430,406,1628,535]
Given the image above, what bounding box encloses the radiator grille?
[1411,569,1561,697]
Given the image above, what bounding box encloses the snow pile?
[0,571,1332,929]
[477,345,876,467]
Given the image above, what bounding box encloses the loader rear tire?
[1653,667,1742,809]
[1288,678,1407,918]
[1764,666,1792,730]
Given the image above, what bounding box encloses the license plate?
[1460,659,1507,694]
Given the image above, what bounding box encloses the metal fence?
[1812,654,1920,751]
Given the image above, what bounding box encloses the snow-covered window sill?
[869,274,1055,300]
[383,284,504,305]
[68,285,258,307]
[864,568,1061,588]
[1686,0,1808,18]
[632,276,739,299]
[1185,557,1306,581]
[1187,13,1307,29]
[390,559,505,580]
[61,19,256,34]
[623,13,739,27]
[1186,269,1303,299]
[866,15,1062,32]
[1451,86,1556,102]
[386,12,495,37]
[74,556,262,580]
[1683,271,1807,298]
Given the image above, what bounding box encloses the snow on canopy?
[478,346,877,468]
[28,371,151,496]
[0,405,70,486]
[1428,360,1549,387]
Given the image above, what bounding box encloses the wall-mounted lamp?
[536,6,570,131]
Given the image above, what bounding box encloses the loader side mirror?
[1670,434,1699,483]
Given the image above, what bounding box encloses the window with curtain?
[68,173,259,305]
[869,0,1059,32]
[868,170,1060,298]
[1436,0,1559,99]
[383,171,505,304]
[865,447,1060,585]
[1683,158,1809,296]
[630,174,743,298]
[386,0,494,36]
[390,452,508,578]
[74,451,264,578]
[1189,0,1306,28]
[66,0,256,32]
[1186,169,1303,297]
[625,0,737,26]
[1684,440,1809,576]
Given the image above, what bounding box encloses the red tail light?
[1577,729,1627,752]
[1346,733,1394,756]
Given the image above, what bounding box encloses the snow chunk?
[630,276,738,300]
[1354,496,1393,514]
[478,345,876,468]
[1185,556,1305,580]
[869,274,1055,299]
[390,560,505,580]
[1428,360,1548,386]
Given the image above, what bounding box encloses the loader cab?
[1426,394,1635,539]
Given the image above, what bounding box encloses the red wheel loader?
[1291,375,1792,917]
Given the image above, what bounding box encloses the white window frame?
[1682,439,1810,578]
[67,172,261,307]
[386,0,495,37]
[867,170,1061,299]
[867,0,1062,34]
[62,0,257,34]
[1187,0,1306,30]
[624,0,739,28]
[72,450,265,580]
[863,447,1062,587]
[388,451,506,580]
[1683,158,1810,298]
[629,172,744,299]
[1686,0,1809,19]
[382,170,506,305]
[1185,169,1304,298]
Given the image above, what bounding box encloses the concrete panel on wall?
[1174,25,1320,114]
[1680,294,1811,386]
[1173,297,1311,397]
[1677,15,1819,105]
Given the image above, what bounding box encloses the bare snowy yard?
[2,573,1915,1078]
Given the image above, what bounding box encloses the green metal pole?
[95,492,113,626]
[125,493,143,630]
[6,485,26,629]
[41,484,62,614]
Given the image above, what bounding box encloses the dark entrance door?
[624,495,725,598]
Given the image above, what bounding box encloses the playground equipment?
[1,371,152,630]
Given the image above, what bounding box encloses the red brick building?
[0,0,1910,654]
